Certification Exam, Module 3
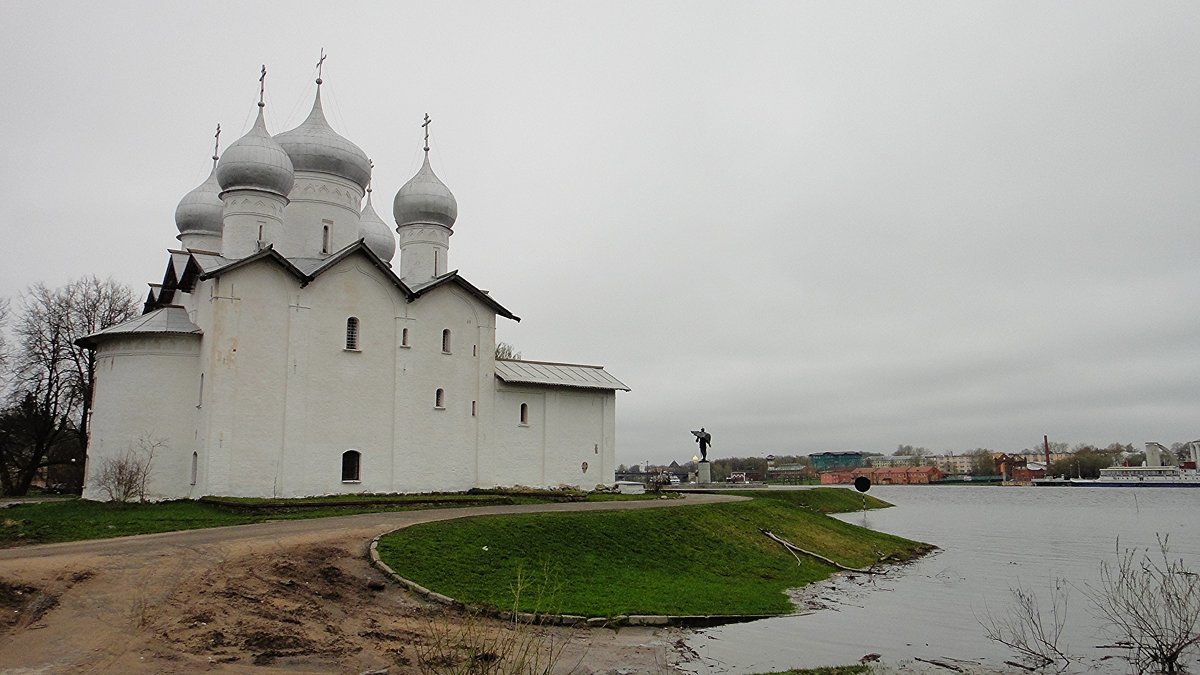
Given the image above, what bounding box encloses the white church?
[79,69,628,500]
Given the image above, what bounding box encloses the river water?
[680,485,1200,673]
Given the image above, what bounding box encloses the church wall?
[277,258,401,496]
[280,173,364,258]
[82,334,200,500]
[542,389,616,487]
[489,385,617,488]
[201,264,296,496]
[490,388,546,486]
[395,285,492,492]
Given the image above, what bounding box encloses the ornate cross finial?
[258,65,267,107]
[316,48,327,86]
[212,124,221,167]
[422,113,431,154]
[367,159,374,193]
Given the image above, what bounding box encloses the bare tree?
[94,435,163,503]
[495,341,522,360]
[0,297,9,378]
[1086,536,1200,674]
[980,579,1072,671]
[1,277,136,495]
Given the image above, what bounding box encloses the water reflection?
[681,486,1200,674]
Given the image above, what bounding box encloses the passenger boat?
[1037,440,1200,487]
[1071,465,1200,487]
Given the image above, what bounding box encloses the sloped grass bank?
[376,489,931,617]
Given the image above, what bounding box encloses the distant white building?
[79,72,628,499]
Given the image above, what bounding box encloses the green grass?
[717,488,891,513]
[0,499,264,546]
[0,491,671,547]
[376,489,930,617]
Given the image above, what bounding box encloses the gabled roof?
[76,305,201,348]
[409,270,520,322]
[298,239,411,296]
[495,359,629,391]
[199,245,307,283]
[146,243,519,323]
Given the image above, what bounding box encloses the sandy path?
[0,494,739,674]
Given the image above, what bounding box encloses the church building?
[78,68,628,500]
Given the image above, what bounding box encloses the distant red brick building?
[820,466,943,485]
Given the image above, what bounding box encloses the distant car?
[670,475,681,484]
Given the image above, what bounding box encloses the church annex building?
[78,70,628,500]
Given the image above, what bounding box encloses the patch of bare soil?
[0,539,688,674]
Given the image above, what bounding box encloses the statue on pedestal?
[691,428,712,462]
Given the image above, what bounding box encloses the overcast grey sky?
[2,2,1197,465]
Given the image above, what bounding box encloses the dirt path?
[0,494,739,674]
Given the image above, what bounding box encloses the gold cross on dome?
[422,113,431,153]
[316,49,327,83]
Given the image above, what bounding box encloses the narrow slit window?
[471,400,477,417]
[341,450,361,481]
[520,402,529,425]
[346,317,360,350]
[435,388,445,408]
[322,221,333,254]
[442,329,451,354]
[401,327,409,347]
[190,452,198,486]
[197,373,204,408]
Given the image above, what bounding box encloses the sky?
[1,2,1197,465]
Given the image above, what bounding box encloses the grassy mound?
[376,489,929,617]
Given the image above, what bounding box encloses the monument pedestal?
[697,461,711,485]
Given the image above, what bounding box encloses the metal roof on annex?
[76,305,201,348]
[494,359,630,391]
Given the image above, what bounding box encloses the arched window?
[190,452,198,486]
[322,221,333,254]
[442,329,451,354]
[341,450,361,482]
[435,388,445,408]
[346,317,360,350]
[401,327,410,347]
[520,402,529,425]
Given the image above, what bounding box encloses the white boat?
[1068,441,1200,488]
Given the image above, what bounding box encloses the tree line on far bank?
[630,439,1195,483]
[0,277,138,496]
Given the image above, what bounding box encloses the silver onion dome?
[175,165,224,236]
[393,155,457,229]
[275,89,372,190]
[359,191,396,262]
[216,107,295,197]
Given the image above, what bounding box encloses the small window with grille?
[345,317,360,351]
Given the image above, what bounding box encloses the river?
[679,485,1200,673]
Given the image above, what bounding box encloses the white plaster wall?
[83,334,201,500]
[397,225,450,284]
[490,389,546,486]
[280,173,364,258]
[542,390,616,487]
[221,191,287,259]
[489,386,617,489]
[395,284,489,492]
[278,257,400,496]
[201,264,295,496]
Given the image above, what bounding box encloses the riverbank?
[375,489,932,617]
